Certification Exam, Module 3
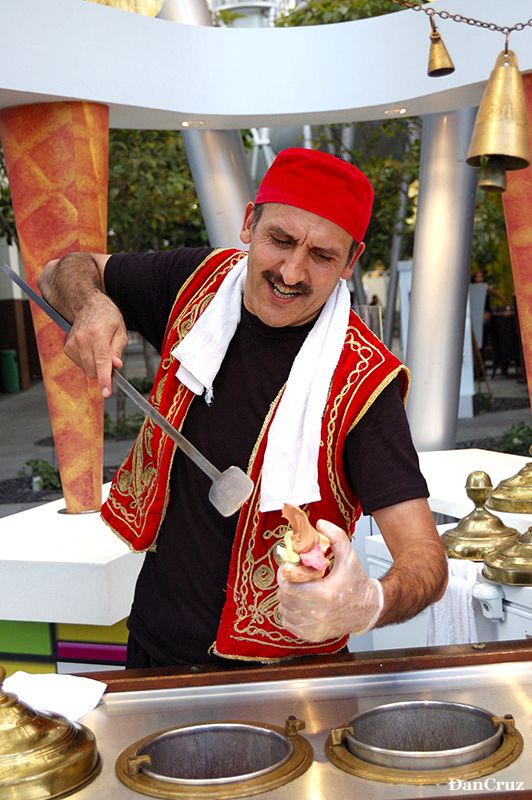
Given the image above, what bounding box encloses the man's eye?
[315,252,333,262]
[272,237,290,247]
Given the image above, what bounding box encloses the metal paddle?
[0,262,254,517]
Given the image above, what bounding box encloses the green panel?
[0,620,53,656]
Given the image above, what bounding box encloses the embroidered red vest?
[101,248,409,662]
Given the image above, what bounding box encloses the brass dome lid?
[441,471,519,561]
[0,665,100,799]
[486,448,532,514]
[483,527,532,585]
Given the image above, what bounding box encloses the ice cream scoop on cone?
[277,503,331,582]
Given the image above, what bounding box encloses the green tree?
[276,0,403,26]
[107,129,207,252]
[310,119,421,267]
[472,190,513,303]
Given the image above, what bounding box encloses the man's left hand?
[277,519,383,642]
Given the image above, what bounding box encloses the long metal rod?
[384,175,409,349]
[0,262,220,482]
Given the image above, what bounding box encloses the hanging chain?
[390,0,532,41]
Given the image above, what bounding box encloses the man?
[39,148,447,668]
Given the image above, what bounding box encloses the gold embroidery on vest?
[236,514,303,646]
[107,419,159,536]
[144,420,154,458]
[247,388,284,474]
[229,474,345,652]
[165,250,246,340]
[133,254,245,549]
[348,366,409,433]
[153,373,167,408]
[103,251,247,552]
[230,391,298,645]
[252,563,276,590]
[176,292,216,340]
[325,323,387,527]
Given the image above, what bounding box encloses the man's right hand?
[39,253,128,398]
[64,291,128,397]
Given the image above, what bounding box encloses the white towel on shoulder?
[172,257,248,403]
[170,255,351,511]
[427,558,482,646]
[260,278,351,511]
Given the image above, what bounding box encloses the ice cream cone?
[504,73,532,409]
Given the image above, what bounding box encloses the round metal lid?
[483,527,532,584]
[441,471,519,560]
[0,665,100,800]
[487,449,532,514]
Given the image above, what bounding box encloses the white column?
[406,108,477,451]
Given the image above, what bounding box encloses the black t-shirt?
[105,247,428,665]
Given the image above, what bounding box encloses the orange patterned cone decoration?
[503,73,532,410]
[0,102,109,513]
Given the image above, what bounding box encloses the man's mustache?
[262,270,312,297]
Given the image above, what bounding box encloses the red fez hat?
[255,148,374,242]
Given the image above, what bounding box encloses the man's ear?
[341,241,365,280]
[240,201,256,246]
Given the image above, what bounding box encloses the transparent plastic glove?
[277,519,384,642]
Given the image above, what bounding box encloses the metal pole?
[406,108,477,451]
[157,0,211,24]
[158,0,255,248]
[351,261,367,306]
[383,180,408,349]
[302,125,313,149]
[384,125,419,349]
[183,130,255,247]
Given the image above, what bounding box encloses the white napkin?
[170,256,351,511]
[426,559,482,646]
[3,671,107,721]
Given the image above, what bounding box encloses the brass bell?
[467,49,531,193]
[487,447,532,513]
[477,155,507,192]
[441,471,519,561]
[483,527,532,585]
[427,17,455,77]
[0,664,100,798]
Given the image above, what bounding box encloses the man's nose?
[279,250,307,286]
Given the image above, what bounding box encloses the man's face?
[240,202,364,328]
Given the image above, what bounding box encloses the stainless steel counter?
[77,659,532,799]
